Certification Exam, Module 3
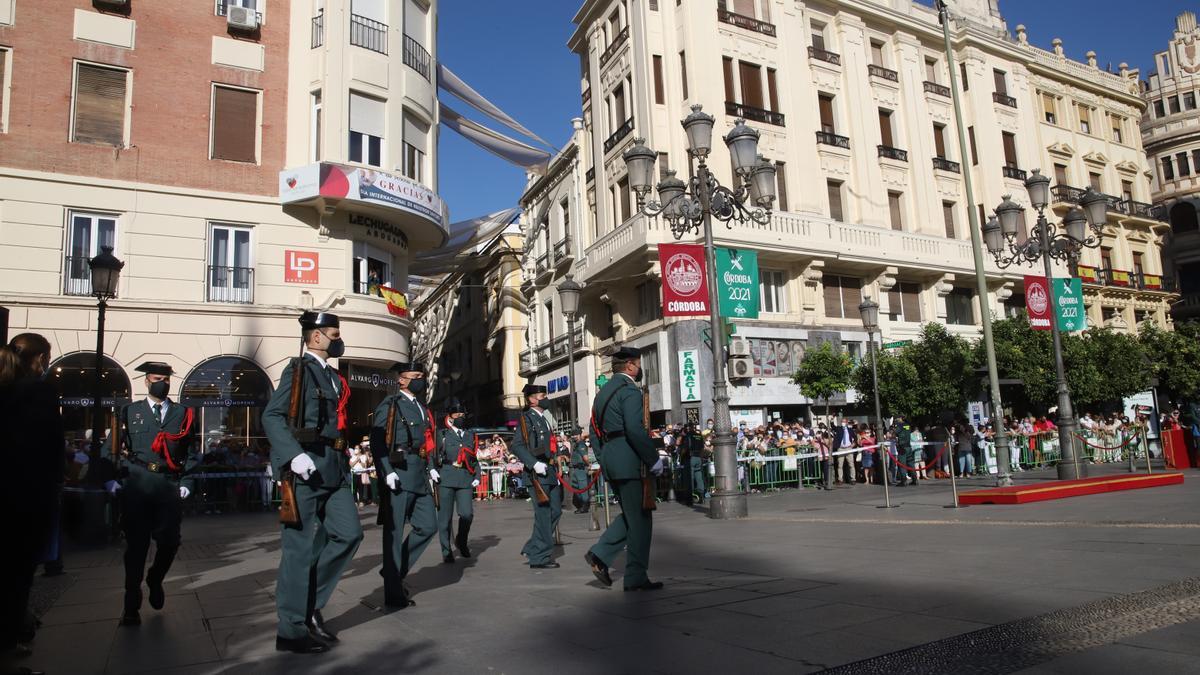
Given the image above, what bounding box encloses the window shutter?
[739,62,763,108]
[901,283,921,321]
[887,287,902,318]
[844,279,862,320]
[823,276,843,318]
[819,95,835,132]
[652,55,665,104]
[212,87,258,162]
[73,64,127,146]
[722,57,735,102]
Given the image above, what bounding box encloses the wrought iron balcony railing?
[816,131,850,149]
[808,46,841,66]
[877,145,908,162]
[350,14,387,55]
[868,64,898,82]
[932,157,961,173]
[717,9,776,37]
[725,101,784,127]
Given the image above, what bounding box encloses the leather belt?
[605,431,626,440]
[129,456,182,475]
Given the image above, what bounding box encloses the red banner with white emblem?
[1024,275,1052,331]
[659,243,710,317]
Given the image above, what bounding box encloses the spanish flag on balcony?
[1077,265,1098,284]
[378,286,408,317]
[1110,270,1131,287]
[1144,274,1163,290]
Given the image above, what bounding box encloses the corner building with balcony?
[0,0,445,444]
[521,0,1174,427]
[1141,10,1200,322]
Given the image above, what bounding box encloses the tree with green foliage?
[792,341,855,423]
[901,323,973,425]
[853,346,921,419]
[1072,327,1151,409]
[1140,321,1200,404]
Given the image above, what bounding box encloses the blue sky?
[435,1,1189,224]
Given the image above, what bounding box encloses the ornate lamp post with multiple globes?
[556,273,583,428]
[858,297,894,508]
[87,246,123,467]
[621,104,776,519]
[982,169,1109,480]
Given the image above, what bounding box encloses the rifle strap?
[593,381,625,445]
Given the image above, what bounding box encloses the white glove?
[533,461,548,476]
[471,479,480,488]
[290,453,317,480]
[429,469,441,483]
[179,486,191,499]
[650,457,665,476]
[105,480,122,496]
[386,472,400,491]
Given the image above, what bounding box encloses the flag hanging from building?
[378,286,409,317]
[658,243,709,317]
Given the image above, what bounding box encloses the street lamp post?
[557,274,583,428]
[87,246,124,467]
[623,105,776,520]
[984,171,1109,480]
[858,298,893,508]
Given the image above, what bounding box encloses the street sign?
[715,248,759,319]
[1054,277,1086,331]
[678,349,700,403]
[882,340,911,349]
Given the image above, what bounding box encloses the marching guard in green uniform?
[585,347,665,591]
[569,427,592,514]
[262,312,363,654]
[103,362,201,627]
[370,362,438,608]
[894,414,917,487]
[512,383,565,569]
[436,401,480,563]
[680,423,706,506]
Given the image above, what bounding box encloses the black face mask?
[407,378,427,396]
[326,338,346,359]
[149,380,170,400]
[633,367,643,383]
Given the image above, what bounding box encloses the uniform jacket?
[262,354,349,489]
[895,422,913,451]
[568,439,592,488]
[105,398,201,493]
[511,407,560,487]
[370,391,435,494]
[590,374,657,481]
[437,423,479,489]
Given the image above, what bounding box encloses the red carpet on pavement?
[958,472,1185,505]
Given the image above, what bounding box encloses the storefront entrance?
[180,356,273,457]
[48,352,132,443]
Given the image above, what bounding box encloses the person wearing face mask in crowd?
[263,312,362,654]
[101,361,200,629]
[569,427,592,514]
[435,401,480,564]
[370,361,437,608]
[512,383,567,569]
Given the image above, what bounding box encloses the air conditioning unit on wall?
[728,336,750,356]
[228,5,260,31]
[728,355,753,380]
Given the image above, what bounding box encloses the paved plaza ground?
[18,466,1200,674]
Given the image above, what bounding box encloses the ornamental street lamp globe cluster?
[556,273,583,427]
[621,104,775,519]
[87,246,123,470]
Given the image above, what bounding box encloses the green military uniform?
[103,362,201,623]
[436,410,480,560]
[262,313,363,644]
[588,361,660,590]
[895,418,916,486]
[680,428,706,505]
[569,436,592,513]
[369,367,438,606]
[511,385,564,567]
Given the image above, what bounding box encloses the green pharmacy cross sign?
[716,248,759,319]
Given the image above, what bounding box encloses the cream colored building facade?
[0,0,444,442]
[522,0,1174,426]
[1140,10,1200,321]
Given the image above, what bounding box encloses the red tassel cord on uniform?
[151,407,195,471]
[421,410,436,458]
[444,415,478,475]
[336,374,352,431]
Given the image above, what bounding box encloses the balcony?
[992,92,1018,108]
[923,81,951,97]
[932,157,961,173]
[816,131,850,149]
[1002,166,1027,181]
[353,281,384,297]
[599,26,628,67]
[868,64,898,82]
[717,9,776,37]
[535,254,550,280]
[311,10,323,48]
[207,266,254,304]
[350,14,387,55]
[403,35,431,81]
[519,349,533,374]
[63,256,103,297]
[725,101,784,127]
[553,238,573,265]
[808,46,841,66]
[603,117,634,153]
[1078,266,1175,292]
[877,145,908,162]
[586,166,595,183]
[1051,184,1086,204]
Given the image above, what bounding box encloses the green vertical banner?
[1054,277,1086,331]
[716,248,760,319]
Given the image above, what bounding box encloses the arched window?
[181,356,274,452]
[1170,202,1198,234]
[47,352,132,442]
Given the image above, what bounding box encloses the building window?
[544,299,555,342]
[310,90,322,162]
[1185,92,1197,110]
[1193,150,1200,175]
[1041,92,1057,124]
[1162,156,1175,182]
[818,93,836,133]
[959,62,969,90]
[942,201,957,238]
[349,92,384,167]
[887,281,922,322]
[870,40,885,67]
[1169,95,1182,114]
[216,0,259,18]
[775,161,788,211]
[827,179,844,221]
[738,60,764,109]
[1177,152,1191,177]
[968,126,978,165]
[759,269,786,313]
[1078,105,1091,134]
[945,288,975,325]
[71,62,129,147]
[65,211,118,296]
[766,67,779,112]
[810,21,826,51]
[1133,251,1144,278]
[636,279,663,323]
[652,54,665,104]
[933,122,948,159]
[210,85,259,163]
[878,109,894,147]
[823,275,862,320]
[0,48,9,134]
[679,51,689,99]
[1088,172,1103,191]
[924,57,938,83]
[1121,180,1134,201]
[993,69,1008,95]
[1055,163,1069,186]
[721,57,735,102]
[888,191,904,231]
[208,223,253,303]
[1154,99,1166,118]
[640,344,660,386]
[1110,115,1124,143]
[352,241,391,296]
[1000,132,1018,169]
[402,111,430,184]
